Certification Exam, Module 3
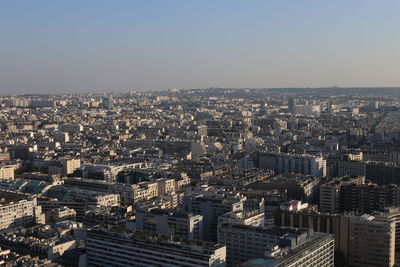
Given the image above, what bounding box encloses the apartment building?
[0,165,16,180]
[242,234,334,267]
[338,160,366,177]
[218,224,334,266]
[256,152,326,177]
[342,214,395,267]
[61,159,81,176]
[183,193,245,241]
[86,229,226,267]
[135,207,203,240]
[218,210,265,228]
[366,162,400,185]
[319,176,365,213]
[0,190,45,229]
[320,176,400,214]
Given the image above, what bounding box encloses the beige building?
[132,182,158,202]
[48,240,76,260]
[0,191,45,229]
[319,176,365,213]
[156,178,176,195]
[61,159,81,176]
[0,165,17,180]
[274,207,398,266]
[340,214,395,267]
[91,193,120,208]
[64,177,187,205]
[374,207,400,266]
[45,206,77,223]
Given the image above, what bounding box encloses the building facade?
[218,223,334,266]
[0,191,44,229]
[183,194,245,241]
[342,214,395,267]
[86,229,227,267]
[135,207,203,240]
[256,152,326,177]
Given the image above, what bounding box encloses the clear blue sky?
[0,0,399,94]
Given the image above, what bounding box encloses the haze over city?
[1,0,400,94]
[2,2,400,267]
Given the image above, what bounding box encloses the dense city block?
[1,87,400,266]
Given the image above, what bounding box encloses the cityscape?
[0,87,400,266]
[1,1,400,267]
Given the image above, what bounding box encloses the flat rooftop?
[0,190,30,204]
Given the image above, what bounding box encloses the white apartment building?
[0,193,45,229]
[86,229,226,267]
[257,152,326,177]
[218,224,334,266]
[0,165,16,180]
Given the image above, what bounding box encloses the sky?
[0,0,400,94]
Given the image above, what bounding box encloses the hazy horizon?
[1,0,400,94]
